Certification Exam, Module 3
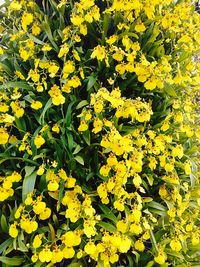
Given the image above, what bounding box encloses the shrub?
[0,0,200,266]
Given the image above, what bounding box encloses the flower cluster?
[0,0,200,266]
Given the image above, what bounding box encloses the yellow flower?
[63,60,75,78]
[192,232,199,245]
[78,120,88,131]
[49,85,65,106]
[48,63,59,77]
[70,14,84,26]
[83,218,96,237]
[92,118,103,134]
[52,124,60,133]
[68,76,81,88]
[9,1,22,11]
[39,246,53,263]
[21,12,33,31]
[135,240,145,252]
[135,21,146,32]
[184,161,191,175]
[31,101,43,110]
[51,247,64,263]
[9,223,18,238]
[84,241,96,255]
[10,101,24,118]
[39,207,51,220]
[0,102,9,112]
[48,180,59,191]
[20,218,38,234]
[32,23,41,36]
[0,127,9,145]
[15,70,25,80]
[91,45,106,61]
[164,163,174,172]
[128,209,142,223]
[119,236,131,253]
[34,134,45,149]
[31,253,38,263]
[62,247,75,259]
[170,239,182,252]
[33,201,46,215]
[133,174,142,188]
[172,145,183,159]
[116,220,127,233]
[58,44,69,58]
[154,249,166,265]
[42,44,52,52]
[33,234,42,248]
[144,78,157,90]
[37,164,45,176]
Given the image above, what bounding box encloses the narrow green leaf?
[25,166,36,177]
[163,83,177,97]
[73,145,82,155]
[99,204,117,223]
[17,239,28,252]
[0,81,33,90]
[74,155,84,165]
[57,180,65,211]
[76,100,88,110]
[0,157,39,166]
[82,130,90,145]
[87,76,97,91]
[147,201,167,212]
[22,171,37,202]
[97,221,116,233]
[0,256,24,266]
[39,98,52,124]
[65,100,77,127]
[1,214,8,233]
[42,18,59,51]
[0,239,13,254]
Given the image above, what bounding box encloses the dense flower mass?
[0,0,200,266]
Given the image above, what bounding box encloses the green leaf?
[150,228,158,253]
[65,100,77,127]
[0,157,39,166]
[87,76,97,91]
[0,256,24,266]
[73,145,82,155]
[66,131,74,152]
[163,83,177,97]
[145,174,154,186]
[39,98,52,124]
[57,180,65,211]
[129,252,139,265]
[43,17,59,51]
[76,100,88,110]
[165,248,184,259]
[82,130,90,145]
[0,239,13,254]
[97,222,116,233]
[17,239,28,252]
[74,155,84,165]
[146,261,155,267]
[1,214,8,233]
[147,201,167,212]
[99,204,117,223]
[22,171,37,202]
[0,81,33,91]
[25,166,36,177]
[102,13,110,41]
